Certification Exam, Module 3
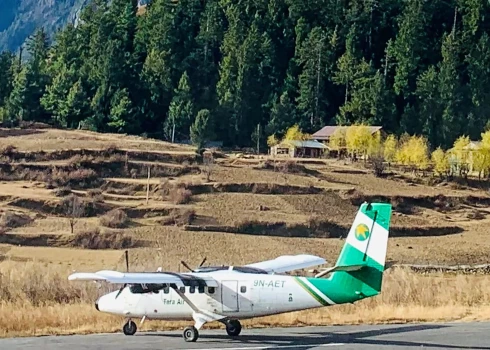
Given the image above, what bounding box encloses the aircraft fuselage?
[96,271,344,321]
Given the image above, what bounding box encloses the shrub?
[87,189,104,202]
[70,228,134,249]
[0,211,33,228]
[51,168,99,188]
[170,187,192,204]
[160,209,196,226]
[54,187,72,197]
[99,209,129,228]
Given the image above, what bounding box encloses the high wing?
[68,270,218,287]
[245,254,326,274]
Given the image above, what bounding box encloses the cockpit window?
[189,286,195,294]
[208,287,215,294]
[129,283,167,294]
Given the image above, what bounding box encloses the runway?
[2,322,490,350]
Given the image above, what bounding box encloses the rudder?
[331,202,392,297]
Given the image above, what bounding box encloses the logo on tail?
[355,223,370,241]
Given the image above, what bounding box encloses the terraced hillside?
[2,126,490,338]
[0,125,490,272]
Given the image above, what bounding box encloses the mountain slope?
[0,0,89,52]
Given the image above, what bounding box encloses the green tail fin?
[332,201,392,296]
[301,202,392,305]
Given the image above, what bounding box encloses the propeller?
[180,256,207,273]
[115,250,130,299]
[181,260,195,273]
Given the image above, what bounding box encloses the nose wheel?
[123,320,137,335]
[183,326,199,342]
[225,320,242,337]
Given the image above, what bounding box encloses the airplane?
[68,201,392,343]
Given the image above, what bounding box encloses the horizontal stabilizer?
[246,254,327,274]
[314,263,367,278]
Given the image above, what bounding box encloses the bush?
[160,209,196,226]
[0,211,33,228]
[54,187,72,197]
[87,189,104,202]
[170,187,192,204]
[51,168,100,188]
[99,209,129,228]
[59,194,95,218]
[70,228,134,249]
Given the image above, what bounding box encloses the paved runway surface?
[2,322,490,349]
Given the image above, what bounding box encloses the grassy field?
[1,126,490,338]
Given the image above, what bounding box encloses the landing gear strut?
[183,326,199,342]
[225,319,242,337]
[123,319,137,335]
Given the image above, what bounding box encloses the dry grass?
[1,265,490,338]
[0,128,195,152]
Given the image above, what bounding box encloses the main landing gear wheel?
[226,320,242,337]
[123,320,137,335]
[183,326,199,342]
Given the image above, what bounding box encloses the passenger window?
[179,286,185,293]
[240,286,247,293]
[190,286,195,294]
[198,285,205,294]
[163,286,169,294]
[208,287,215,294]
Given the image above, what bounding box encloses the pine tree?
[164,71,195,141]
[190,109,211,150]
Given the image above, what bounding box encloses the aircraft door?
[238,282,253,312]
[221,280,239,312]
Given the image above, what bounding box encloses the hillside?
[0,0,89,52]
[0,126,490,270]
[1,126,490,337]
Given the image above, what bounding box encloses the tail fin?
[329,202,392,297]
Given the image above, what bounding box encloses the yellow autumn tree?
[431,147,450,178]
[283,124,310,142]
[367,130,382,157]
[450,135,470,178]
[345,124,373,161]
[267,134,279,147]
[475,130,490,179]
[396,135,429,173]
[329,127,346,150]
[383,134,397,164]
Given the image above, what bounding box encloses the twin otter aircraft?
[69,202,392,342]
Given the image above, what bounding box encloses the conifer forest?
[0,0,490,150]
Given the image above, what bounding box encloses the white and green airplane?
[68,202,392,343]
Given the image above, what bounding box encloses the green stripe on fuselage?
[293,277,330,306]
[304,244,385,305]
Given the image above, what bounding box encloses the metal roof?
[312,126,382,139]
[277,140,327,149]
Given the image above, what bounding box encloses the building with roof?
[270,140,327,158]
[312,125,383,143]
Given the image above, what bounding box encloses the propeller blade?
[199,257,207,267]
[124,250,129,272]
[181,260,194,272]
[115,283,127,299]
